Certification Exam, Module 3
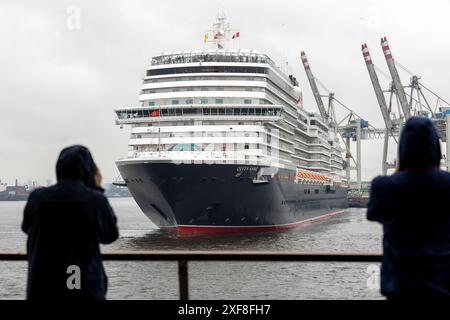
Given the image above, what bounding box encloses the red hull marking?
[161,209,348,235]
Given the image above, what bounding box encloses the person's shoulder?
[437,169,450,180]
[370,175,392,189]
[86,187,109,204]
[435,169,450,186]
[28,186,52,200]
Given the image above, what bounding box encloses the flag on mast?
[232,31,240,39]
[204,32,209,43]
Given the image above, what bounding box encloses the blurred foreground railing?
[0,251,382,300]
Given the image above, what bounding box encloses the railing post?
[178,260,189,300]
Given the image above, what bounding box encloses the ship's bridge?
[150,49,275,67]
[148,49,298,87]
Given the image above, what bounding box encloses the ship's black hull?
[117,162,348,233]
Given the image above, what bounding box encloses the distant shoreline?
[0,196,133,202]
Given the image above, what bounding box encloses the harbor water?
[0,198,383,299]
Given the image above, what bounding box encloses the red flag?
[232,32,240,39]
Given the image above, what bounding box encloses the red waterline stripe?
[161,209,348,235]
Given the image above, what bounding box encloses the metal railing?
[0,251,382,300]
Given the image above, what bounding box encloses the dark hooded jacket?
[22,145,119,300]
[367,117,450,299]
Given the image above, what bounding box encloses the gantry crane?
[300,52,330,123]
[362,37,450,172]
[300,51,383,190]
[380,37,411,118]
[361,43,399,174]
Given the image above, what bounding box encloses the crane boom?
[361,43,393,129]
[380,37,411,117]
[300,51,328,121]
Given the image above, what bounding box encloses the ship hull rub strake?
[117,162,348,233]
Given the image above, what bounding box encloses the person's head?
[56,145,97,187]
[398,117,441,171]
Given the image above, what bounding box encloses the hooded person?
[367,117,450,299]
[22,145,119,300]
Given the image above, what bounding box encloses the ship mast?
[205,10,239,49]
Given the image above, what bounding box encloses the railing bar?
[0,252,382,262]
[178,260,189,300]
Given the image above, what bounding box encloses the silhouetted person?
[22,145,119,300]
[368,117,450,300]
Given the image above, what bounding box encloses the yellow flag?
[204,32,209,43]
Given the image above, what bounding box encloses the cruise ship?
[115,14,348,234]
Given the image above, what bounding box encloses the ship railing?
[128,150,265,160]
[0,251,382,300]
[116,115,281,125]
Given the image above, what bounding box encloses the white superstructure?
[115,15,345,179]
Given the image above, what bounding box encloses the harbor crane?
[300,37,449,192]
[362,37,450,172]
[300,52,329,123]
[380,37,411,118]
[361,43,399,174]
[300,51,384,190]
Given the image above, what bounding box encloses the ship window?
[172,100,179,105]
[241,108,248,115]
[183,108,197,115]
[226,108,233,115]
[245,88,252,91]
[218,108,225,115]
[161,109,168,116]
[315,189,319,194]
[244,144,249,150]
[217,87,225,91]
[244,99,252,104]
[233,108,241,115]
[201,87,209,91]
[149,101,155,106]
[200,98,208,104]
[255,108,261,115]
[203,108,210,115]
[216,99,224,104]
[173,88,179,92]
[147,66,268,76]
[210,108,217,115]
[175,109,182,116]
[187,87,194,91]
[248,108,255,115]
[186,99,194,104]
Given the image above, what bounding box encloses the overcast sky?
[1,0,449,185]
